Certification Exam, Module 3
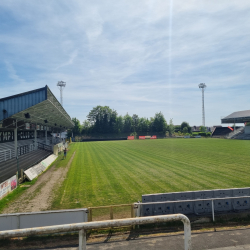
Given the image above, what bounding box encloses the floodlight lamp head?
[57,81,66,87]
[198,83,206,89]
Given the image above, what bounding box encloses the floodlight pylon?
[57,81,66,106]
[198,83,207,127]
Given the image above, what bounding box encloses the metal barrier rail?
[136,195,250,222]
[0,149,12,162]
[0,214,192,250]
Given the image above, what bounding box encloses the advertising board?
[127,136,134,140]
[25,123,30,130]
[139,136,145,139]
[151,135,157,139]
[0,175,17,200]
[24,154,58,181]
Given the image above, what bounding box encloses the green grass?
[51,139,250,210]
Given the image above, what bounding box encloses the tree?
[132,114,139,132]
[181,121,191,134]
[138,118,150,134]
[87,106,117,134]
[199,126,206,132]
[115,115,123,134]
[151,112,167,133]
[71,117,81,135]
[81,120,92,135]
[168,118,175,137]
[183,127,188,134]
[123,113,133,133]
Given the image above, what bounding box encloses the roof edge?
[0,86,46,102]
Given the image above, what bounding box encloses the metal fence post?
[79,229,86,250]
[211,199,215,222]
[183,218,192,250]
[110,206,113,220]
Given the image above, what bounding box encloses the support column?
[34,127,37,150]
[14,127,18,157]
[45,126,48,145]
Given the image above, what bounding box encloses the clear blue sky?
[0,1,250,126]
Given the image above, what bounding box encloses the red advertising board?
[127,136,134,140]
[139,136,145,139]
[151,135,157,139]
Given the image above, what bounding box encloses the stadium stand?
[221,110,250,140]
[0,149,51,183]
[0,85,74,184]
[211,126,241,138]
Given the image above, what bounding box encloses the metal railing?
[136,195,250,222]
[0,214,192,250]
[0,149,12,162]
[225,127,244,139]
[37,142,52,152]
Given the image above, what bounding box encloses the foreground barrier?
[137,195,250,222]
[0,214,192,250]
[141,188,250,217]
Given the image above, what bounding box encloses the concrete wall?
[0,208,88,231]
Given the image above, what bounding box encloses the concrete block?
[194,200,205,214]
[164,203,174,214]
[214,189,232,198]
[194,191,204,199]
[175,191,193,200]
[232,188,250,197]
[203,190,214,199]
[160,193,175,201]
[174,201,184,213]
[183,201,194,214]
[232,197,250,210]
[204,200,212,213]
[142,195,155,203]
[153,194,163,202]
[153,203,166,215]
[214,199,232,212]
[142,204,154,216]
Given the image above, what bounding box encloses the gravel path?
[2,152,75,214]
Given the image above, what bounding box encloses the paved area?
[39,228,250,250]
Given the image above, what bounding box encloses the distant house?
[191,126,214,133]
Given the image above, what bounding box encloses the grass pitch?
[51,139,250,210]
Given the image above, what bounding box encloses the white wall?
[244,126,250,134]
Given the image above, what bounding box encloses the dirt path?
[2,152,75,214]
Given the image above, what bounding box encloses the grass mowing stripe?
[51,139,250,209]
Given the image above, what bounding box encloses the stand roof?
[221,110,250,124]
[0,86,74,130]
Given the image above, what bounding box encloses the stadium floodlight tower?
[57,81,66,106]
[198,83,207,128]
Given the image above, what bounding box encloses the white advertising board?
[0,175,17,200]
[24,154,57,181]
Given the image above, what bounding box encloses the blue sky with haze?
[1,1,250,126]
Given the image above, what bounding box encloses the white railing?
[0,214,192,250]
[0,149,12,162]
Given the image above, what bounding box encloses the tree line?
[68,105,205,138]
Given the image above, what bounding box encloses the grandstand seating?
[0,137,54,163]
[212,127,241,138]
[0,136,64,184]
[0,149,51,183]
